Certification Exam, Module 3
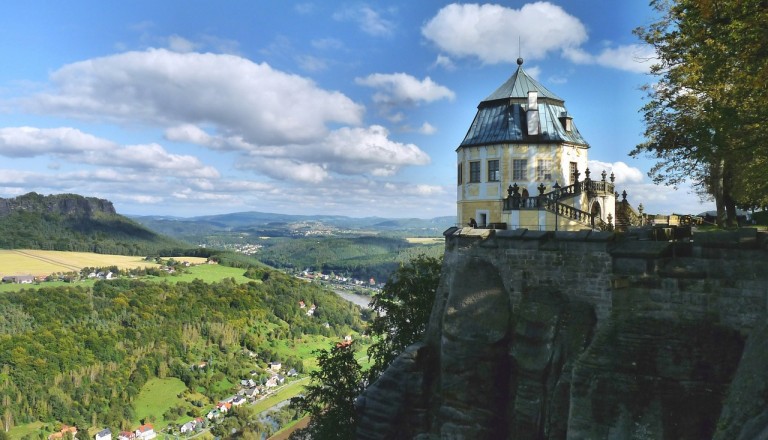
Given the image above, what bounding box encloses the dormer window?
[559,112,573,132]
[527,91,539,135]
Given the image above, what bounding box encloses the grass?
[132,377,188,430]
[8,420,45,439]
[161,264,253,284]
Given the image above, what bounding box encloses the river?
[333,288,373,309]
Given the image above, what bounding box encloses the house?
[232,396,246,406]
[2,275,34,284]
[180,420,197,434]
[287,368,298,377]
[206,409,220,420]
[95,428,112,440]
[243,386,259,398]
[48,425,77,440]
[456,57,617,231]
[118,431,136,440]
[299,300,306,308]
[135,424,156,440]
[216,402,232,413]
[265,376,278,388]
[268,361,281,371]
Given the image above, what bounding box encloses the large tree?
[633,0,768,226]
[289,341,364,440]
[366,254,442,382]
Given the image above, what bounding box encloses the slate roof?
[459,58,589,148]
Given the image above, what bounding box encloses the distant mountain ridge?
[0,192,188,255]
[131,211,457,238]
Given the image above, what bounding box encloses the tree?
[632,0,768,226]
[366,254,442,382]
[289,341,364,440]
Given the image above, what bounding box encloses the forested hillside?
[0,270,364,434]
[0,193,189,255]
[256,236,444,282]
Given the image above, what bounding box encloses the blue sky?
[0,1,712,218]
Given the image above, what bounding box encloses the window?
[569,162,578,184]
[537,159,552,180]
[469,161,481,183]
[457,163,463,185]
[512,159,527,181]
[487,159,500,182]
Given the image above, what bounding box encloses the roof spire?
[517,36,523,66]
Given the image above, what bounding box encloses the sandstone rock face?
[356,228,768,439]
[0,192,116,217]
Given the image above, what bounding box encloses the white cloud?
[0,126,113,157]
[167,35,199,53]
[422,2,587,64]
[333,6,395,37]
[23,49,364,146]
[0,126,219,179]
[355,73,455,106]
[564,44,655,73]
[587,160,644,184]
[239,158,329,184]
[431,54,456,71]
[418,122,437,135]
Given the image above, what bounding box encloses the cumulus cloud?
[587,160,644,184]
[168,123,431,182]
[0,126,219,179]
[0,126,113,157]
[23,48,364,146]
[564,44,655,73]
[355,73,455,106]
[422,2,587,64]
[333,5,395,37]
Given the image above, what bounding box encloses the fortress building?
[457,58,616,231]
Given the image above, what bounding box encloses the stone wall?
[356,227,768,439]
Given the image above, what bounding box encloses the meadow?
[0,249,208,278]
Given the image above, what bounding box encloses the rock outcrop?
[0,192,116,217]
[356,227,768,439]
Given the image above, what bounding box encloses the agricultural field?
[0,249,208,278]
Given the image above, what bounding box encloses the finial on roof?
[517,57,524,66]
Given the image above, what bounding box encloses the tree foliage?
[632,0,768,225]
[0,269,364,433]
[366,254,442,382]
[289,342,364,440]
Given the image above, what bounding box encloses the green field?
[132,377,189,430]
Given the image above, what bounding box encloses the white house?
[95,428,112,440]
[135,424,156,440]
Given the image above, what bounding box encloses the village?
[47,354,308,440]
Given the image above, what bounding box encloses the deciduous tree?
[366,254,442,382]
[633,0,768,225]
[290,342,364,440]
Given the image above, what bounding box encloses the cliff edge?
[356,227,768,439]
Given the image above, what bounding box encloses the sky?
[0,1,714,219]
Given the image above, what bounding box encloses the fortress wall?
[441,227,768,334]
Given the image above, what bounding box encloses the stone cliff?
[356,227,768,439]
[0,192,116,217]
